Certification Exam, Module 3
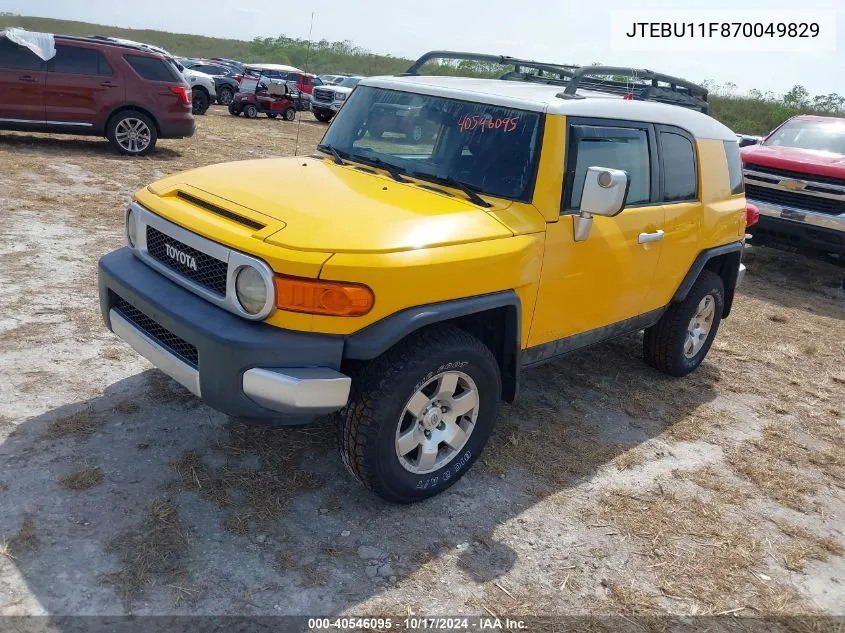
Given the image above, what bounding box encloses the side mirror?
[737,135,761,148]
[574,167,630,242]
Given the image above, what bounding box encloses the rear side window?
[724,140,744,195]
[567,126,652,209]
[659,131,697,201]
[49,45,112,76]
[0,38,43,70]
[124,54,180,82]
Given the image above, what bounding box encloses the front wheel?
[339,325,501,503]
[243,103,258,118]
[283,107,296,121]
[643,270,725,376]
[314,111,333,123]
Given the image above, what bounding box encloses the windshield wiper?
[317,143,345,165]
[346,152,410,183]
[408,173,492,208]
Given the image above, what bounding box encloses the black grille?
[744,163,845,188]
[313,88,333,103]
[112,296,198,368]
[146,226,228,296]
[745,184,845,215]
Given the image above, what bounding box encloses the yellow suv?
[98,53,747,503]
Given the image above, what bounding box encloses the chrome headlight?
[125,207,138,248]
[336,93,346,101]
[235,266,268,315]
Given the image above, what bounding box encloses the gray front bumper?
[751,199,845,233]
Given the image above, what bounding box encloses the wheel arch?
[105,104,161,136]
[672,242,742,318]
[344,291,522,402]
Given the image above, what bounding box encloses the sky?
[1,0,843,96]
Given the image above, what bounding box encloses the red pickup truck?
[741,115,845,256]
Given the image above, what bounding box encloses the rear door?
[0,37,46,129]
[45,43,123,132]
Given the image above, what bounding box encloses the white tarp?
[0,28,56,61]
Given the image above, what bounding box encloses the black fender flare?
[673,241,743,317]
[344,290,522,401]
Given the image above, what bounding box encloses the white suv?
[311,76,363,122]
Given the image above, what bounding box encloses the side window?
[723,140,744,195]
[124,54,180,82]
[48,45,112,76]
[0,39,43,70]
[567,125,651,210]
[659,131,697,201]
[313,77,323,86]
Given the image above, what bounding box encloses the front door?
[0,37,46,129]
[45,44,122,132]
[528,121,665,349]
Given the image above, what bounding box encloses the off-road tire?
[106,110,157,156]
[192,89,209,115]
[338,325,501,503]
[643,270,725,376]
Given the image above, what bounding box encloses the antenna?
[294,11,315,157]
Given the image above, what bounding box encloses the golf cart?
[228,65,302,120]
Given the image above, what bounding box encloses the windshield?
[320,86,543,202]
[338,77,361,88]
[764,119,845,155]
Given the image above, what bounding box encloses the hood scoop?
[176,191,266,231]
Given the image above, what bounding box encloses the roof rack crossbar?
[404,51,710,114]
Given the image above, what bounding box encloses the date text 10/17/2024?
[308,617,527,630]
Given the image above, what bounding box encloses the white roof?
[360,75,735,141]
[246,63,304,73]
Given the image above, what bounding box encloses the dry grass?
[5,514,39,557]
[112,400,139,415]
[775,523,845,572]
[172,451,230,507]
[222,512,252,536]
[44,408,98,439]
[105,500,189,607]
[596,489,803,614]
[61,466,104,490]
[672,465,753,505]
[613,447,645,471]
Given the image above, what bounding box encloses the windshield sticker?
[457,114,519,133]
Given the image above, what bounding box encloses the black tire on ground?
[244,104,258,118]
[228,102,239,116]
[218,86,234,105]
[192,89,209,115]
[643,270,725,376]
[314,111,333,123]
[106,110,158,156]
[283,107,296,121]
[338,325,501,503]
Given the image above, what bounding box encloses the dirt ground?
[0,107,843,623]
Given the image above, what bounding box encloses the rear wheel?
[218,86,235,105]
[107,111,157,156]
[283,107,296,121]
[338,325,501,503]
[643,270,725,376]
[244,103,258,118]
[192,89,209,115]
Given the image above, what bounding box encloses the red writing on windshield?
[457,114,519,133]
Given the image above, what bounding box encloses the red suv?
[0,33,195,155]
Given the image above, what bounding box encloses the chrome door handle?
[638,229,664,244]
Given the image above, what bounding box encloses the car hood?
[146,157,515,254]
[742,144,845,179]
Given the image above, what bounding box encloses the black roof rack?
[403,50,709,114]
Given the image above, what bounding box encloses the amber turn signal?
[273,275,374,317]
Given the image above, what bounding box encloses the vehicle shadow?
[0,133,183,161]
[0,334,721,616]
[741,244,844,320]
